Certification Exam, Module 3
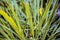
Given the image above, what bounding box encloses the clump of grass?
[0,0,60,40]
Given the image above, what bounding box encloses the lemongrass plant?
[0,0,60,40]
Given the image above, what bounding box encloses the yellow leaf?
[39,8,43,16]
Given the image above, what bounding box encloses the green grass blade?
[39,0,53,31]
[0,27,11,40]
[25,2,34,37]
